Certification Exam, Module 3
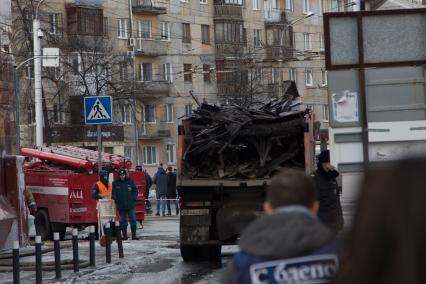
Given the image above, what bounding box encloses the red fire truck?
[21,146,145,240]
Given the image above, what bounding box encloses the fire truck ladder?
[43,146,131,170]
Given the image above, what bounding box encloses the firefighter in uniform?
[112,169,140,240]
[92,170,116,238]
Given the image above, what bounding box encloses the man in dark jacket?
[153,164,167,216]
[112,169,139,240]
[222,169,338,284]
[313,150,344,234]
[166,166,179,216]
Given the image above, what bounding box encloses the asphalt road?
[0,193,357,284]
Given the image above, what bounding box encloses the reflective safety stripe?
[28,186,69,196]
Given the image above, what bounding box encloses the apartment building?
[11,0,367,172]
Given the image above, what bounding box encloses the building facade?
[11,0,368,173]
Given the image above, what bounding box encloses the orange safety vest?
[96,181,112,200]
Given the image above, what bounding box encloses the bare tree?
[11,0,133,145]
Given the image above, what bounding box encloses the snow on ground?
[0,215,231,284]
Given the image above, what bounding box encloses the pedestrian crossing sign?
[84,96,113,124]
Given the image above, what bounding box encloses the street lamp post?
[13,66,20,155]
[33,0,45,147]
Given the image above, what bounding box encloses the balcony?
[132,0,166,15]
[134,38,168,56]
[138,124,171,139]
[264,10,287,27]
[215,43,246,58]
[135,81,171,97]
[214,5,243,21]
[265,46,293,61]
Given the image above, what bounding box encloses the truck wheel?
[203,245,222,261]
[34,209,51,241]
[51,223,67,240]
[181,245,222,262]
[180,245,200,262]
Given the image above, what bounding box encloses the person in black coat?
[313,150,344,234]
[166,166,179,215]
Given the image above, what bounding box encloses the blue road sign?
[84,96,113,124]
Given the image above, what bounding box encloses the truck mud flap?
[216,207,262,241]
[180,209,211,243]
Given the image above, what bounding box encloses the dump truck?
[177,83,316,261]
[22,146,145,240]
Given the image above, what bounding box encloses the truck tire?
[203,245,221,261]
[34,209,51,241]
[51,223,67,240]
[180,245,199,262]
[181,245,222,262]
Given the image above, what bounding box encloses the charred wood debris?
[182,81,311,179]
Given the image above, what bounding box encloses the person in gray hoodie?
[222,169,339,284]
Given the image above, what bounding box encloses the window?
[323,104,329,122]
[303,0,310,13]
[289,68,297,83]
[70,54,80,75]
[121,104,132,124]
[119,62,128,81]
[305,69,313,86]
[185,104,193,117]
[124,146,133,161]
[253,29,262,47]
[214,22,245,43]
[271,68,280,84]
[292,32,297,50]
[26,62,34,79]
[163,63,173,82]
[166,144,176,164]
[165,104,174,122]
[184,64,192,82]
[201,25,210,45]
[182,23,191,43]
[285,0,293,11]
[321,69,327,86]
[50,13,61,34]
[225,0,243,4]
[52,102,65,124]
[253,0,261,10]
[103,17,108,36]
[46,66,61,80]
[203,64,211,82]
[319,33,324,50]
[200,0,208,4]
[117,18,128,38]
[137,20,151,39]
[27,104,35,124]
[140,63,152,81]
[66,7,103,36]
[143,146,157,165]
[160,22,170,40]
[303,33,312,50]
[144,104,156,123]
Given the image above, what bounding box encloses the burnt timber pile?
[182,81,310,179]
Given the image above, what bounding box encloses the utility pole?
[33,0,45,147]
